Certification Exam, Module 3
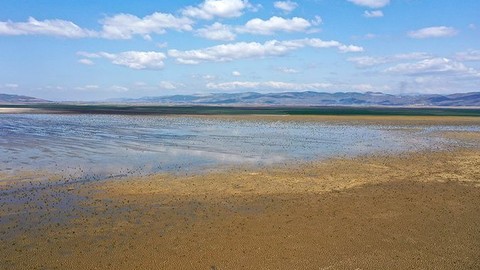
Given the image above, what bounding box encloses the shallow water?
[0,114,479,241]
[0,114,478,180]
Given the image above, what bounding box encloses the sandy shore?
[0,123,479,269]
[0,108,41,114]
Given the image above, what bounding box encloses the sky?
[0,0,479,101]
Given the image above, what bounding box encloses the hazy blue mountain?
[0,93,51,104]
[2,91,480,106]
[109,91,480,107]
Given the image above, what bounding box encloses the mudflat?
[0,118,479,269]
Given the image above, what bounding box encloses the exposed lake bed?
[1,114,480,269]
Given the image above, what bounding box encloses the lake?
[0,114,477,181]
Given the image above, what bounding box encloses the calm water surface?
[1,114,477,180]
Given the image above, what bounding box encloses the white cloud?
[159,81,183,90]
[337,44,364,53]
[0,13,194,40]
[195,16,322,40]
[181,0,252,20]
[75,85,100,91]
[100,12,193,39]
[203,75,217,80]
[77,51,101,58]
[276,67,300,73]
[168,38,362,64]
[348,52,431,68]
[80,51,167,70]
[396,74,480,95]
[237,16,313,35]
[4,83,19,88]
[363,33,378,39]
[0,17,96,38]
[78,59,94,65]
[207,81,332,91]
[385,58,480,78]
[134,82,148,87]
[44,85,64,90]
[274,1,298,13]
[408,26,457,39]
[206,81,375,92]
[349,56,388,67]
[232,71,241,76]
[110,85,129,92]
[363,10,383,18]
[196,22,236,41]
[156,42,168,48]
[311,15,323,26]
[455,50,480,61]
[393,52,432,60]
[347,0,390,8]
[352,33,379,40]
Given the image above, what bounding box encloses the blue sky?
[0,0,479,101]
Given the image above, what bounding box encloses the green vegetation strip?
[2,104,480,116]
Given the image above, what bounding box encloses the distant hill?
[109,91,480,107]
[3,91,480,106]
[0,93,50,104]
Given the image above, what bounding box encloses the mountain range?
[109,91,480,107]
[0,93,50,104]
[2,91,480,107]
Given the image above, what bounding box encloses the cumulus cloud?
[273,1,298,13]
[181,0,252,20]
[347,0,390,8]
[206,81,375,91]
[0,12,193,40]
[363,10,383,18]
[194,15,322,40]
[79,51,167,70]
[385,58,480,78]
[408,26,457,39]
[100,12,193,39]
[237,16,314,35]
[348,52,431,68]
[168,38,362,64]
[196,22,236,41]
[0,17,96,38]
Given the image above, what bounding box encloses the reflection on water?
[0,114,477,180]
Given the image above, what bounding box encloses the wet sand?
[1,118,480,269]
